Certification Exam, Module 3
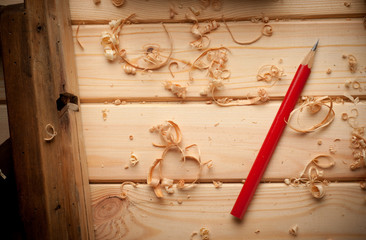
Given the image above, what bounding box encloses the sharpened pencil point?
[312,39,319,51]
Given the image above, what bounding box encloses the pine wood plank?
[69,0,366,24]
[90,183,366,240]
[73,19,366,102]
[1,3,93,239]
[82,102,366,182]
[0,105,9,144]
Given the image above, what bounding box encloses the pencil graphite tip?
[311,39,319,51]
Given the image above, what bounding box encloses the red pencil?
[231,40,319,219]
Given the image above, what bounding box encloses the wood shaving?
[112,0,124,7]
[346,55,358,73]
[124,165,129,169]
[113,99,122,105]
[352,81,361,90]
[129,135,134,140]
[190,232,198,240]
[102,109,109,121]
[120,181,137,199]
[191,20,220,38]
[189,6,200,16]
[170,6,178,19]
[326,68,332,74]
[344,80,352,88]
[360,181,366,190]
[317,139,322,145]
[284,178,291,185]
[148,121,207,198]
[224,18,273,45]
[44,124,57,142]
[213,88,269,107]
[212,180,222,188]
[329,145,336,154]
[200,227,210,240]
[0,169,6,180]
[164,81,187,99]
[169,62,179,78]
[254,229,260,234]
[76,25,84,50]
[287,96,335,133]
[342,112,349,120]
[290,155,335,199]
[190,36,210,50]
[123,64,136,75]
[119,23,173,71]
[129,152,139,166]
[177,199,183,204]
[344,2,351,7]
[257,65,284,84]
[289,224,299,236]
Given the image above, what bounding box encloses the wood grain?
[82,102,366,182]
[0,57,6,102]
[73,19,366,102]
[0,105,9,144]
[90,183,366,240]
[69,0,366,24]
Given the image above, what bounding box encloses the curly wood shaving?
[130,152,139,166]
[112,0,125,7]
[164,81,187,99]
[289,224,299,236]
[287,96,335,133]
[360,181,366,190]
[352,81,361,90]
[123,64,136,75]
[76,25,84,50]
[169,61,179,78]
[223,18,273,45]
[192,20,220,38]
[213,88,269,107]
[120,181,137,199]
[212,180,222,188]
[257,65,284,83]
[119,23,173,71]
[291,155,334,199]
[148,121,207,197]
[190,36,210,50]
[200,227,210,240]
[347,55,358,73]
[44,124,57,142]
[203,160,213,168]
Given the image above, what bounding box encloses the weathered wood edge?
[0,2,93,239]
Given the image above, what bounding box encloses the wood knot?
[36,23,42,32]
[93,197,126,225]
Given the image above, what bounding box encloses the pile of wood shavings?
[289,224,299,236]
[342,54,358,73]
[100,14,173,73]
[287,96,335,133]
[257,65,284,84]
[148,121,212,198]
[164,81,187,99]
[186,13,220,50]
[288,155,335,199]
[343,94,366,170]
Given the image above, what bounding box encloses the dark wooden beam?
[0,2,93,239]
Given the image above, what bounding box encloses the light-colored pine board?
[91,183,366,240]
[82,101,366,182]
[74,19,366,102]
[0,105,9,144]
[70,0,366,23]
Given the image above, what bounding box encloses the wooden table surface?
[1,0,366,239]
